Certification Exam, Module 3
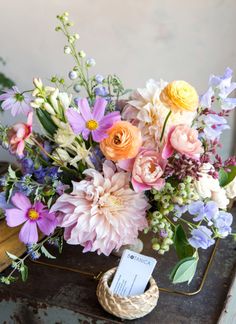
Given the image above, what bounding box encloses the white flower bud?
[74,33,80,40]
[64,46,71,54]
[68,71,78,80]
[78,50,86,58]
[33,78,43,90]
[43,102,56,115]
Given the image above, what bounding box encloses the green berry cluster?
[151,177,198,217]
[148,211,174,255]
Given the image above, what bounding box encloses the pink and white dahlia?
[123,79,195,149]
[51,161,148,256]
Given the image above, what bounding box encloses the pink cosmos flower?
[118,148,166,192]
[0,86,32,116]
[66,97,121,142]
[51,161,148,256]
[7,112,33,157]
[162,124,204,160]
[5,192,57,244]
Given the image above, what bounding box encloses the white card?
[110,249,157,297]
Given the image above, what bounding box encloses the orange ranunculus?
[100,121,142,161]
[160,80,199,113]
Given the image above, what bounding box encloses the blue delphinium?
[212,211,233,238]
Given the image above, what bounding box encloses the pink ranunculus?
[162,124,203,160]
[7,112,33,157]
[118,149,166,192]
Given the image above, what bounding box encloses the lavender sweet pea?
[188,200,218,222]
[202,114,230,140]
[212,211,233,238]
[66,97,120,142]
[188,226,215,249]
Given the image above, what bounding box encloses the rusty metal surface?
[0,216,235,324]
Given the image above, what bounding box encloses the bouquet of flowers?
[0,12,236,285]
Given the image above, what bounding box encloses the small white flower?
[58,92,72,110]
[225,176,236,199]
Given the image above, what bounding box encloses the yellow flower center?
[86,119,98,130]
[28,209,39,221]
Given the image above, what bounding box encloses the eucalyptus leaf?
[20,265,28,282]
[219,166,236,187]
[6,251,19,261]
[8,165,16,179]
[173,224,194,260]
[41,245,56,259]
[171,257,198,284]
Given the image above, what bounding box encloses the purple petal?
[82,128,90,140]
[92,97,107,121]
[99,111,121,129]
[11,192,31,211]
[19,220,38,244]
[200,87,214,108]
[2,98,15,111]
[77,98,92,120]
[66,108,86,134]
[5,208,27,227]
[37,216,57,236]
[188,201,204,215]
[91,129,108,142]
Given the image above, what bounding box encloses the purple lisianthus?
[188,226,215,249]
[202,114,230,140]
[5,192,57,244]
[213,211,232,238]
[0,86,32,116]
[188,200,218,222]
[66,97,121,142]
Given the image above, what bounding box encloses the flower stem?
[160,110,172,142]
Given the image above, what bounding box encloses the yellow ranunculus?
[160,80,199,112]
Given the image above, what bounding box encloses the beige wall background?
[0,0,235,161]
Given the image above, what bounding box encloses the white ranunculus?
[194,163,229,209]
[225,176,236,199]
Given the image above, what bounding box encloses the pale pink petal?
[78,98,92,120]
[16,140,25,157]
[19,221,38,244]
[132,178,151,192]
[117,158,135,172]
[66,108,86,134]
[11,192,31,211]
[92,97,107,121]
[5,208,27,227]
[153,178,165,190]
[27,112,33,126]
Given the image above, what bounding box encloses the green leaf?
[6,251,19,261]
[219,166,236,187]
[8,165,16,179]
[41,245,56,259]
[20,265,28,282]
[36,108,57,136]
[173,224,194,260]
[170,257,199,284]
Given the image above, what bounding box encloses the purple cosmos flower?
[202,114,230,140]
[5,192,57,244]
[66,97,121,142]
[188,226,215,249]
[0,86,32,116]
[213,211,232,238]
[188,200,218,222]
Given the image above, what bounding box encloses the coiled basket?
[96,267,159,320]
